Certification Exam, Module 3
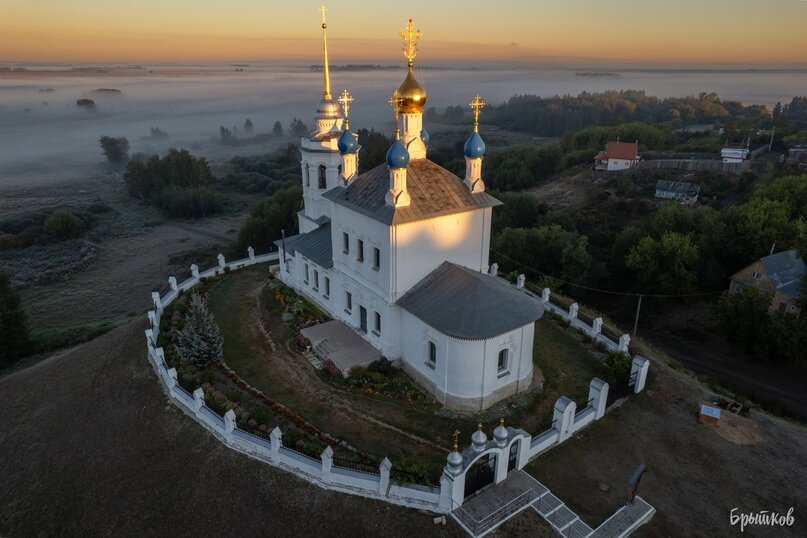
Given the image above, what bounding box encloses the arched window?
[427,341,437,368]
[305,164,310,187]
[318,165,327,189]
[497,349,509,372]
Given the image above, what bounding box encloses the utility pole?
[633,294,643,337]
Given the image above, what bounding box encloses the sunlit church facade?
[276,16,543,411]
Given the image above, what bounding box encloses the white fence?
[145,250,650,515]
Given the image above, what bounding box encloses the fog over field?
[2,64,807,188]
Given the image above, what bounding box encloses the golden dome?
[395,66,427,113]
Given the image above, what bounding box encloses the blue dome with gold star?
[338,128,359,154]
[386,138,410,168]
[464,131,485,158]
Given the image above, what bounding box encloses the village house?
[729,249,806,315]
[593,141,640,171]
[654,180,700,204]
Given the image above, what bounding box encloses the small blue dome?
[338,129,359,154]
[420,127,430,146]
[464,131,485,158]
[386,139,410,168]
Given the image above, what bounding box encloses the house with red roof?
[594,141,640,171]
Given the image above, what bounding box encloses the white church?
[275,16,544,412]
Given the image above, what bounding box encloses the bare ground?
[0,319,467,538]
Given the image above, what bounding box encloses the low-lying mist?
[2,64,806,189]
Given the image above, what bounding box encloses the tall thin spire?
[319,5,332,100]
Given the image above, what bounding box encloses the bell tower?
[299,5,345,233]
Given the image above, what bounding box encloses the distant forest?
[428,91,807,136]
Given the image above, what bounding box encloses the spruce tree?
[0,269,31,368]
[174,293,223,368]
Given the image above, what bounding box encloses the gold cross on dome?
[388,92,404,135]
[469,94,485,131]
[399,18,422,66]
[338,90,354,118]
[452,429,461,450]
[319,5,328,26]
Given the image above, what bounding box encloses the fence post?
[490,263,498,277]
[588,378,609,419]
[591,317,603,337]
[568,303,579,321]
[378,457,391,494]
[155,347,166,368]
[217,253,226,270]
[541,288,550,304]
[516,274,525,289]
[147,310,156,328]
[144,329,155,347]
[619,334,631,354]
[270,427,283,454]
[248,246,255,262]
[151,291,163,312]
[168,276,178,292]
[193,388,205,413]
[320,446,334,483]
[553,396,576,442]
[631,356,650,393]
[191,264,200,278]
[165,367,178,389]
[439,474,453,512]
[223,409,236,439]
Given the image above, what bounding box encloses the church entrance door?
[359,306,367,333]
[464,454,496,500]
[508,440,519,472]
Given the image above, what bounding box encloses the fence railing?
[454,488,533,535]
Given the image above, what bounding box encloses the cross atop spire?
[452,429,461,451]
[399,18,422,67]
[469,94,485,133]
[389,92,404,138]
[338,90,354,119]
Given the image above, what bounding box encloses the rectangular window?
[498,349,509,372]
[374,312,381,334]
[318,165,327,189]
[324,277,330,298]
[373,247,380,270]
[345,291,352,313]
[304,263,309,284]
[343,232,349,254]
[313,270,319,290]
[426,341,436,369]
[751,271,762,280]
[734,283,742,293]
[357,239,364,262]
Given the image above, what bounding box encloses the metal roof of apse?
[397,262,544,340]
[322,159,501,225]
[275,222,333,269]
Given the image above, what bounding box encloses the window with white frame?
[324,277,330,298]
[345,291,352,313]
[313,270,319,290]
[373,247,380,270]
[304,263,309,284]
[318,165,327,189]
[751,271,762,280]
[305,164,310,187]
[357,239,364,262]
[374,312,381,334]
[342,232,350,254]
[497,349,509,372]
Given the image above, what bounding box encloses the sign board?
[700,404,721,419]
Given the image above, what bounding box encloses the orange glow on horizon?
[1,1,806,65]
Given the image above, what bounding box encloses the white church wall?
[300,136,343,226]
[390,207,492,301]
[399,312,534,412]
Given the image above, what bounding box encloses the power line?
[489,248,725,299]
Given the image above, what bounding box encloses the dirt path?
[246,281,446,453]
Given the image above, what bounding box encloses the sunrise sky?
[2,0,806,65]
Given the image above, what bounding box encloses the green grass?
[205,266,607,471]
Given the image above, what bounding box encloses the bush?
[605,351,632,383]
[43,209,84,241]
